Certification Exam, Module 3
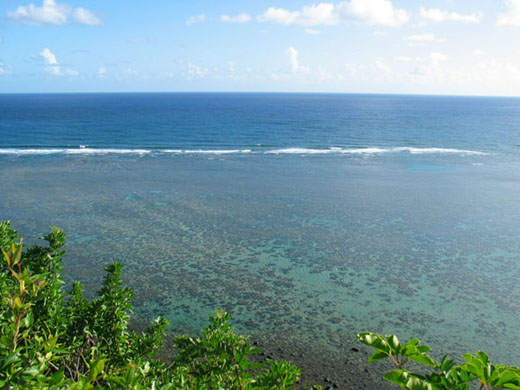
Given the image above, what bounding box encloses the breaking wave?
[0,146,487,156]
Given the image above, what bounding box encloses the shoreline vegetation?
[0,222,300,389]
[2,221,520,390]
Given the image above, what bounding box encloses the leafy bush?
[0,221,300,389]
[357,332,520,390]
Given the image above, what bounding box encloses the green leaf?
[357,332,391,354]
[476,351,490,366]
[386,334,401,353]
[384,369,411,386]
[369,350,389,362]
[406,338,420,346]
[22,312,34,328]
[0,352,20,370]
[496,370,520,386]
[50,369,65,385]
[408,354,438,368]
[89,359,106,382]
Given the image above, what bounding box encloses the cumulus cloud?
[419,8,482,23]
[39,48,78,76]
[7,0,100,25]
[0,62,6,75]
[73,7,101,25]
[286,46,309,73]
[258,0,409,27]
[40,48,61,75]
[220,13,251,23]
[405,33,436,42]
[497,0,520,26]
[186,14,206,26]
[258,3,337,26]
[40,48,58,65]
[346,0,409,26]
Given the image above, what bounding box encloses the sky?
[1,0,520,95]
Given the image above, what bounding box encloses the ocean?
[1,93,520,386]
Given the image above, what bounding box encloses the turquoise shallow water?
[1,150,520,368]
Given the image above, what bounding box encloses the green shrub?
[0,221,300,389]
[357,332,520,390]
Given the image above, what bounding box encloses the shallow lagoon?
[1,150,520,374]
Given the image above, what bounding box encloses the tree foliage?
[357,331,520,390]
[0,221,300,389]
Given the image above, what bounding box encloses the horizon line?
[0,91,519,99]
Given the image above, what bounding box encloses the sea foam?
[0,146,487,156]
[264,147,487,155]
[0,148,151,155]
[163,149,252,154]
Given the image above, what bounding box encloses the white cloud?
[7,0,100,25]
[346,0,409,26]
[186,14,206,26]
[73,7,100,25]
[472,58,520,83]
[258,0,409,27]
[257,8,302,25]
[286,46,309,73]
[40,47,58,65]
[405,33,436,42]
[46,66,62,75]
[8,0,68,25]
[474,49,487,56]
[419,8,482,23]
[497,0,520,26]
[394,56,412,62]
[305,28,321,34]
[97,66,106,78]
[407,55,520,95]
[220,13,251,23]
[39,48,78,76]
[225,61,247,81]
[287,47,299,72]
[185,63,207,79]
[0,62,6,75]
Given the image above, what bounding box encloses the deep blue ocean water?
[1,93,520,380]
